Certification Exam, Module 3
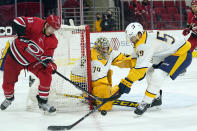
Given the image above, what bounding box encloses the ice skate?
[36,95,56,114]
[134,101,150,115]
[151,90,162,107]
[0,96,14,110]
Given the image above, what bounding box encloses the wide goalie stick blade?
[48,125,72,130]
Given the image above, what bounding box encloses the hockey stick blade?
[48,101,106,130]
[47,92,120,130]
[48,125,72,130]
[61,93,138,108]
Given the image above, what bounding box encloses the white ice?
[0,58,197,131]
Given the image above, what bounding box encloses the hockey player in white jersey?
[70,36,136,112]
[118,22,192,115]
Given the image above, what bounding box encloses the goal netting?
[26,25,92,112]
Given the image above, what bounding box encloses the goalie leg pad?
[93,85,113,111]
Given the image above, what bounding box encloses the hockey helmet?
[192,0,197,6]
[94,37,111,59]
[125,22,144,44]
[46,15,61,30]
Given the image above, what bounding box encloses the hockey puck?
[101,110,107,116]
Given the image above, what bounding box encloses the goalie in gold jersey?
[70,36,136,112]
[118,22,192,115]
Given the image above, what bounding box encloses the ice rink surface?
[0,58,197,131]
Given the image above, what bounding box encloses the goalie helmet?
[125,22,144,44]
[46,15,61,30]
[94,37,111,59]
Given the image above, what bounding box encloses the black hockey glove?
[118,78,132,94]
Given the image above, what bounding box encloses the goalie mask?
[94,37,111,59]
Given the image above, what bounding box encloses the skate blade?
[132,111,143,118]
[42,110,57,115]
[148,106,161,112]
[132,106,161,118]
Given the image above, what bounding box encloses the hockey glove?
[46,61,57,74]
[182,28,190,36]
[118,78,132,94]
[43,59,57,74]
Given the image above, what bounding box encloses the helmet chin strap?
[131,34,140,44]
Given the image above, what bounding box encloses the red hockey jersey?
[10,16,58,66]
[187,11,194,26]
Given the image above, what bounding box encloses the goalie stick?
[25,48,120,102]
[48,92,120,130]
[61,93,138,108]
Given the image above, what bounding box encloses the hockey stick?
[48,92,120,130]
[25,48,120,102]
[61,93,138,108]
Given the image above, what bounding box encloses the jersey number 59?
[156,31,175,45]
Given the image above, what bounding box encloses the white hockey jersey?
[135,30,190,68]
[125,30,191,83]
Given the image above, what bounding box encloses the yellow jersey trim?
[0,41,10,66]
[145,90,157,98]
[172,41,191,56]
[169,52,188,76]
[127,67,148,82]
[135,31,147,49]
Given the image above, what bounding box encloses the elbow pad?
[12,18,26,36]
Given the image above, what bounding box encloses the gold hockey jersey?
[71,47,136,88]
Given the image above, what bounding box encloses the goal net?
[26,25,92,112]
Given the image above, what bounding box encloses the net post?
[85,25,93,110]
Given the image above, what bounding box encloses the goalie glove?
[118,78,132,94]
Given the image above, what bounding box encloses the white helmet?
[125,22,144,43]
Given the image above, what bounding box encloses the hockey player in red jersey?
[183,0,197,52]
[0,15,61,113]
